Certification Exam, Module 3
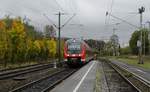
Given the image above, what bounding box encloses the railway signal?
[148,32,150,55]
[146,21,150,55]
[106,7,145,64]
[138,6,145,64]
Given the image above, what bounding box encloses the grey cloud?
[0,0,150,46]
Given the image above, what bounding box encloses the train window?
[67,42,81,54]
[68,45,80,50]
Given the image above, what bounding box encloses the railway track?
[0,62,55,72]
[0,63,53,80]
[101,60,139,92]
[0,61,64,80]
[0,68,62,92]
[9,68,77,92]
[109,61,150,92]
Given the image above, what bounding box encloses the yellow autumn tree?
[33,40,41,55]
[0,20,6,30]
[0,20,7,61]
[46,38,56,58]
[38,39,45,58]
[9,18,26,62]
[26,38,34,60]
[0,19,12,66]
[0,16,59,67]
[11,18,26,39]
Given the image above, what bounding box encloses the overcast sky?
[0,0,150,46]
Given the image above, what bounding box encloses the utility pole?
[138,6,145,64]
[113,28,117,35]
[149,30,150,55]
[146,21,150,55]
[143,24,146,56]
[55,12,76,65]
[44,12,75,68]
[56,12,64,66]
[58,12,61,66]
[148,22,150,55]
[112,28,117,56]
[142,23,146,56]
[112,23,119,56]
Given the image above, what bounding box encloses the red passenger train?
[64,38,93,66]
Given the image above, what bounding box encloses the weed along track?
[110,61,150,92]
[101,61,139,92]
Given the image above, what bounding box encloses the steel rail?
[0,61,65,79]
[109,61,150,92]
[9,68,77,92]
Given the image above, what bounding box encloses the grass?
[0,59,54,70]
[108,55,150,69]
[0,61,38,70]
[94,63,102,92]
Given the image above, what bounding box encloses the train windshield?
[67,42,81,54]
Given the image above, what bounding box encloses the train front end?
[64,39,86,66]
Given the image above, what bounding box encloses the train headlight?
[79,54,82,56]
[72,54,75,56]
[67,54,70,56]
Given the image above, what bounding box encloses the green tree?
[129,29,149,55]
[120,46,131,55]
[44,25,56,38]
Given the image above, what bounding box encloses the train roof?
[66,38,83,43]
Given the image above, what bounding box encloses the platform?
[50,61,98,92]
